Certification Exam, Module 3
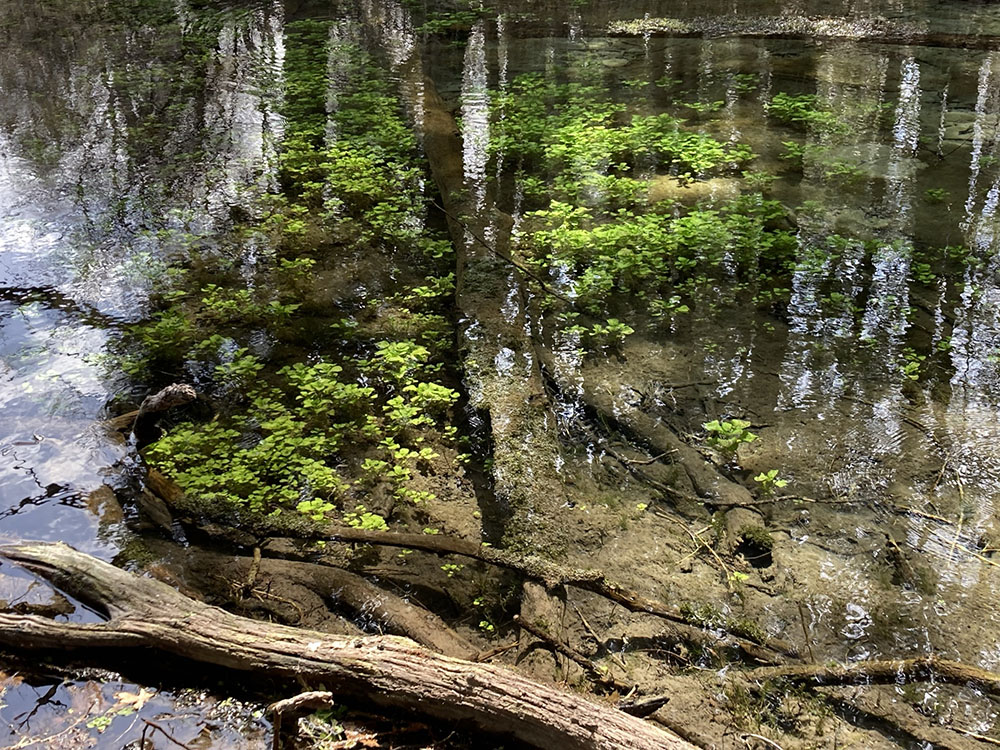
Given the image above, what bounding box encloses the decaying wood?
[263,523,793,659]
[173,545,475,657]
[232,554,478,660]
[270,690,336,750]
[0,542,693,750]
[104,383,198,434]
[138,383,198,417]
[746,657,1000,696]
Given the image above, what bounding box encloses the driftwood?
[0,542,693,750]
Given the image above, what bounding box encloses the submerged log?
[142,460,792,659]
[185,550,478,660]
[0,542,694,750]
[747,658,1000,696]
[536,348,772,557]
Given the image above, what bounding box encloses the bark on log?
[103,383,198,434]
[0,542,694,750]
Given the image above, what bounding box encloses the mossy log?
[0,542,694,750]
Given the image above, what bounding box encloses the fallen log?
[185,549,477,660]
[0,542,694,750]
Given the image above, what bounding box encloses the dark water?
[4,0,1000,746]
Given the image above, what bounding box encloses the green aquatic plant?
[767,92,847,135]
[343,506,389,530]
[703,419,758,456]
[900,348,926,382]
[132,28,463,528]
[491,74,752,185]
[923,187,950,204]
[520,195,795,312]
[753,469,788,495]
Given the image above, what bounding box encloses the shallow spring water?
[3,0,1000,746]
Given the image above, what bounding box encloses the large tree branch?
[0,542,693,750]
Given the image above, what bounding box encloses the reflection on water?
[0,0,285,553]
[4,0,1000,742]
[409,0,1000,733]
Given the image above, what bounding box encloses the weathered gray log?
[0,542,694,750]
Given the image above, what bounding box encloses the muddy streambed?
[2,0,1000,748]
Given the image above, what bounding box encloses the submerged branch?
[746,657,1000,696]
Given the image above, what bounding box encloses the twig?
[931,452,951,491]
[619,450,676,466]
[746,655,1000,696]
[619,694,672,718]
[242,546,262,596]
[142,719,194,750]
[573,603,628,670]
[892,505,951,524]
[743,732,784,750]
[948,511,964,561]
[955,727,1000,746]
[475,640,519,662]
[431,201,573,304]
[796,601,815,664]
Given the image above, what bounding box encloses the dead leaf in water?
[113,687,155,712]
